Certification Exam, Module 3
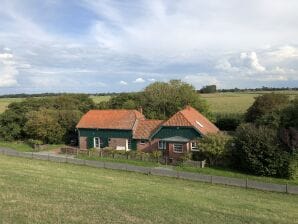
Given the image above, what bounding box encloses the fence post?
[31,152,33,159]
[211,176,213,184]
[246,178,248,189]
[286,184,288,194]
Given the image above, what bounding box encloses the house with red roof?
[76,106,219,160]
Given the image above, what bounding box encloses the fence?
[1,148,297,195]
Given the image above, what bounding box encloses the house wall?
[78,128,137,150]
[152,126,201,140]
[136,139,160,152]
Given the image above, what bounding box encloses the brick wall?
[79,137,87,149]
[137,139,159,152]
[108,138,127,149]
[168,142,189,160]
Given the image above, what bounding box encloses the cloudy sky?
[0,0,298,94]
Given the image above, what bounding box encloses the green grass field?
[0,155,297,224]
[200,91,298,114]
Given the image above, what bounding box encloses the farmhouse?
[76,106,219,160]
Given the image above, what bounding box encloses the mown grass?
[0,155,297,224]
[0,141,63,152]
[90,95,111,103]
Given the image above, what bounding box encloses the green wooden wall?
[152,126,201,140]
[78,128,137,150]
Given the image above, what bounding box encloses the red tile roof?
[133,119,164,139]
[76,109,145,130]
[163,106,219,135]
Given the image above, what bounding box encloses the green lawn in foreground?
[0,141,63,152]
[0,155,297,224]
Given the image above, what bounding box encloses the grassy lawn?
[0,155,297,224]
[77,154,298,186]
[0,141,63,152]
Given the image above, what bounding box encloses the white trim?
[140,139,146,145]
[173,143,183,153]
[158,141,165,149]
[191,142,199,151]
[93,137,100,149]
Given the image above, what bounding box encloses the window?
[158,141,165,149]
[173,144,183,153]
[127,138,132,149]
[191,142,199,151]
[196,120,204,128]
[93,137,100,149]
[140,140,146,145]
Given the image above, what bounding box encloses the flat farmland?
[0,155,297,224]
[200,91,298,114]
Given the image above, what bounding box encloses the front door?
[93,137,100,149]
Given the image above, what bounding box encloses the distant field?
[0,91,297,114]
[90,95,111,103]
[0,155,297,223]
[200,91,298,114]
[0,98,24,113]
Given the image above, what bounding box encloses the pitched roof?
[76,109,145,130]
[163,106,219,135]
[133,119,164,139]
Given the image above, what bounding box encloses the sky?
[0,0,298,94]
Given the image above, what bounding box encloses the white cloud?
[240,52,266,72]
[119,80,128,85]
[148,78,156,82]
[183,74,219,89]
[0,52,18,87]
[133,77,145,83]
[268,45,298,59]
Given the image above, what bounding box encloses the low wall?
[1,148,297,195]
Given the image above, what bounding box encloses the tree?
[24,109,65,144]
[232,123,293,178]
[200,85,217,93]
[142,80,211,120]
[245,93,289,122]
[198,133,231,166]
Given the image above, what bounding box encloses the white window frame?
[173,143,183,153]
[140,139,146,145]
[158,141,165,149]
[93,137,100,149]
[191,142,199,151]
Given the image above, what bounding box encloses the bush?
[198,133,232,166]
[232,123,294,178]
[215,113,243,131]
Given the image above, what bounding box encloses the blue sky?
[0,0,298,94]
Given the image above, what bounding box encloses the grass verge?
[0,154,297,224]
[0,141,64,152]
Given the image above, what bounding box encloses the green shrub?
[232,123,294,178]
[215,113,243,131]
[198,133,232,166]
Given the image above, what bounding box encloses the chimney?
[138,106,143,114]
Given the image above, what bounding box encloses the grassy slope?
[0,155,297,224]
